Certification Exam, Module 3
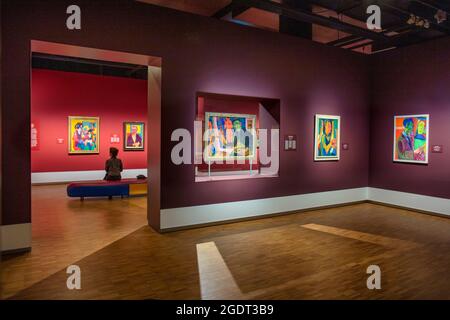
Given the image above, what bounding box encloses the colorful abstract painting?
[393,114,429,164]
[123,122,145,151]
[204,112,256,162]
[68,116,99,154]
[314,114,340,161]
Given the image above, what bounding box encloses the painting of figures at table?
[204,112,256,162]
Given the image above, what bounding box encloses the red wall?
[31,69,148,172]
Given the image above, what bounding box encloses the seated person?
[104,147,123,181]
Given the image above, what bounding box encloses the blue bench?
[67,179,147,200]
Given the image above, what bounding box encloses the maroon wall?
[1,0,370,226]
[370,38,450,199]
[31,69,147,173]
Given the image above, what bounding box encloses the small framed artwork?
[314,114,340,161]
[68,116,100,154]
[393,114,429,164]
[123,122,145,151]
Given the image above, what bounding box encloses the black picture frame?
[123,122,145,151]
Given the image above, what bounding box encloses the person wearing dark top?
[104,147,123,181]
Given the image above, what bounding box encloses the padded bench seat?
[67,178,147,200]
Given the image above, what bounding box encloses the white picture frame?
[393,114,429,164]
[314,114,340,161]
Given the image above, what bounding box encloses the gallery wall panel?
[370,38,450,199]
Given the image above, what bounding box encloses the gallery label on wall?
[31,121,40,151]
[431,145,443,153]
[284,135,297,151]
[110,134,120,144]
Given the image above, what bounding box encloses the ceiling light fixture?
[434,9,447,24]
[407,14,416,25]
[406,14,430,29]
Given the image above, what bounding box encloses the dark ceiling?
[310,0,449,52]
[140,0,449,54]
[32,53,148,80]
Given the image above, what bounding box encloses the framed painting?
[123,122,145,151]
[314,114,340,161]
[68,116,99,154]
[393,114,429,164]
[204,112,256,162]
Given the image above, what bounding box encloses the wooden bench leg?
[108,196,113,200]
[80,197,84,201]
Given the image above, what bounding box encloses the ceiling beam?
[231,0,391,42]
[327,22,415,48]
[212,1,251,19]
[371,27,429,52]
[327,35,363,46]
[345,40,373,51]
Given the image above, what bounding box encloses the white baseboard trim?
[31,169,148,184]
[161,187,369,230]
[1,223,32,253]
[2,187,447,252]
[161,187,450,230]
[368,187,450,216]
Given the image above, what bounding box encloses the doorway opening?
[0,40,162,299]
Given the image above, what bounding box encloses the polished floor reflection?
[2,185,450,300]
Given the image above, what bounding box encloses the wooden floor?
[0,185,147,299]
[2,185,450,300]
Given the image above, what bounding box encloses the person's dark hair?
[110,147,119,158]
[403,118,413,127]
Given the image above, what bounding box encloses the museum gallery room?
[0,0,449,301]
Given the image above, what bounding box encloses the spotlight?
[434,9,447,24]
[407,14,431,29]
[407,14,416,25]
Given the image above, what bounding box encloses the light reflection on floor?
[196,241,244,300]
[196,224,421,300]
